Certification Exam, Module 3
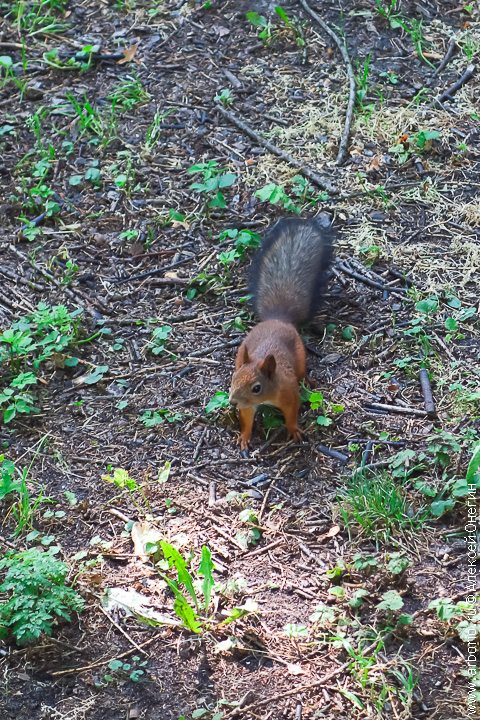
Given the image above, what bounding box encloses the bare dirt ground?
[0,1,479,719]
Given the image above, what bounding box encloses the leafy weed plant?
[0,547,84,645]
[150,541,256,634]
[0,303,83,423]
[188,160,237,210]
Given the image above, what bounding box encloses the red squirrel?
[229,217,333,450]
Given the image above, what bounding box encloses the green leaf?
[217,172,237,189]
[457,618,480,643]
[69,174,84,186]
[284,623,308,638]
[85,167,101,184]
[341,325,354,341]
[11,372,37,389]
[309,601,336,624]
[163,576,201,634]
[208,191,227,209]
[0,55,13,69]
[274,6,291,24]
[83,365,109,384]
[349,589,369,609]
[158,461,171,484]
[415,297,438,314]
[316,415,333,426]
[205,391,229,414]
[430,498,455,517]
[466,442,480,484]
[428,598,460,621]
[246,11,267,27]
[114,173,127,188]
[446,295,461,309]
[416,129,440,149]
[198,546,214,612]
[160,541,197,608]
[377,590,404,612]
[338,689,364,710]
[386,553,410,575]
[3,406,16,423]
[444,317,458,331]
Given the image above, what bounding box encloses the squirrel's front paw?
[238,434,251,452]
[288,428,304,443]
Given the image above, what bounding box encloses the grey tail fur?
[249,217,334,326]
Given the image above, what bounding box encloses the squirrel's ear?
[237,344,250,366]
[259,354,276,379]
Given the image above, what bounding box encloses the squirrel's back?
[250,217,333,326]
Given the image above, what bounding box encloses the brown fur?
[229,320,306,449]
[230,218,334,449]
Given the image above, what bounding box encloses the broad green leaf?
[160,541,197,607]
[466,442,480,484]
[377,590,404,612]
[198,546,214,612]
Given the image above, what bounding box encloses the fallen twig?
[215,105,337,194]
[298,0,356,165]
[431,63,476,107]
[19,193,65,235]
[316,444,349,463]
[49,634,160,677]
[186,338,241,358]
[361,440,374,467]
[432,36,457,77]
[364,402,427,418]
[419,368,437,418]
[336,261,408,298]
[111,257,192,285]
[98,606,148,655]
[8,244,105,317]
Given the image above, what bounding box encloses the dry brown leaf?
[326,525,341,538]
[286,663,306,676]
[117,43,139,65]
[131,520,162,561]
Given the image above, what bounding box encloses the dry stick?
[432,36,457,77]
[98,606,148,656]
[8,244,108,317]
[225,583,464,720]
[431,63,476,106]
[364,402,427,418]
[111,257,192,285]
[316,444,349,463]
[298,0,356,166]
[187,338,241,358]
[208,480,216,506]
[419,368,437,418]
[336,261,408,298]
[215,105,337,194]
[50,634,160,677]
[223,656,353,718]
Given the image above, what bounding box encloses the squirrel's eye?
[251,383,262,394]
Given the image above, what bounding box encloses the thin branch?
[298,0,356,165]
[431,63,476,107]
[432,36,457,77]
[215,105,337,194]
[335,261,408,298]
[419,368,437,418]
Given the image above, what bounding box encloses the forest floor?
[0,1,479,719]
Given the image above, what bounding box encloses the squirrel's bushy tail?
[250,218,333,326]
